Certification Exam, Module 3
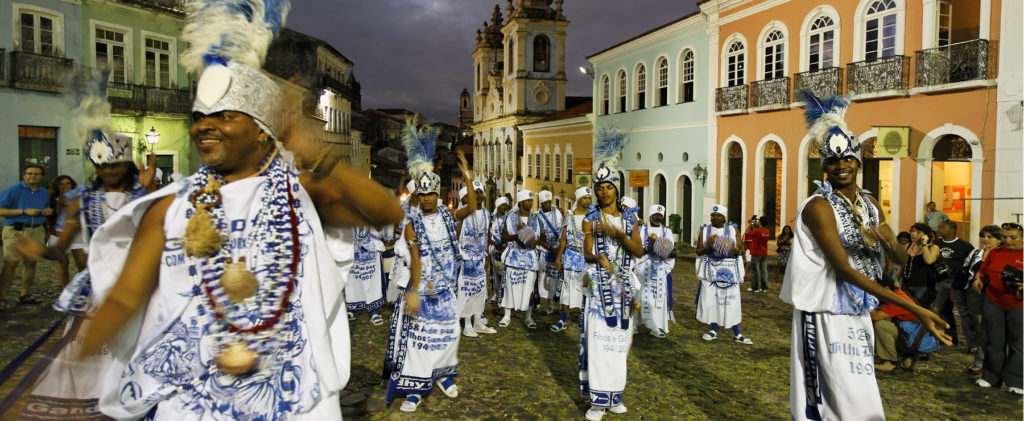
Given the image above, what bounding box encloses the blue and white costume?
[347,226,385,313]
[457,205,490,318]
[488,197,509,301]
[783,91,884,421]
[388,189,418,303]
[695,218,745,328]
[536,190,564,302]
[558,187,593,310]
[500,191,541,312]
[635,205,676,335]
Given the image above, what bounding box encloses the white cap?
[459,186,468,200]
[472,180,484,192]
[495,197,509,209]
[621,196,637,209]
[648,205,665,219]
[709,204,728,217]
[538,190,553,203]
[575,187,592,200]
[516,189,534,204]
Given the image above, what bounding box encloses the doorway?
[727,142,743,225]
[762,142,782,238]
[930,135,973,235]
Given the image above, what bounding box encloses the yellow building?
[519,101,593,210]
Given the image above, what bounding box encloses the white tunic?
[695,225,744,328]
[346,227,385,312]
[559,214,589,309]
[457,208,490,317]
[635,223,676,332]
[88,173,349,420]
[536,208,563,300]
[500,214,540,311]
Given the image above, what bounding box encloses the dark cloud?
[288,0,698,124]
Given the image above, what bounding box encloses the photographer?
[932,220,973,345]
[901,223,940,306]
[971,223,1023,395]
[743,215,770,292]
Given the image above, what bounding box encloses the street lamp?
[139,127,159,154]
[693,164,707,187]
[578,65,594,78]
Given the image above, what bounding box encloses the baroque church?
[471,0,574,203]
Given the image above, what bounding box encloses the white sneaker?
[585,407,606,421]
[609,404,627,414]
[734,334,753,345]
[702,330,718,341]
[463,327,478,337]
[1008,386,1023,395]
[976,378,993,388]
[746,287,754,292]
[475,325,497,334]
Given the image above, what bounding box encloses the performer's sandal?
[650,329,666,338]
[498,317,511,327]
[370,313,383,325]
[609,404,627,414]
[733,334,753,345]
[550,320,567,332]
[524,319,537,329]
[437,378,458,398]
[701,330,717,341]
[400,395,422,412]
[585,407,606,421]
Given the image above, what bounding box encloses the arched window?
[566,152,573,181]
[656,57,669,106]
[679,49,695,103]
[808,16,836,70]
[616,70,627,113]
[544,152,551,180]
[726,41,745,87]
[554,153,561,182]
[527,150,533,178]
[865,0,897,60]
[763,30,785,80]
[476,63,481,91]
[535,151,541,178]
[533,35,550,72]
[507,37,515,75]
[635,63,646,110]
[600,75,610,115]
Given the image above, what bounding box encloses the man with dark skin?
[499,193,542,328]
[536,192,563,313]
[695,211,743,257]
[78,109,403,357]
[551,188,593,331]
[694,205,751,344]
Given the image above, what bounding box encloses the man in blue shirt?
[0,164,52,308]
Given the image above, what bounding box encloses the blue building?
[588,12,712,244]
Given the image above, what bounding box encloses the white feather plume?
[181,0,291,74]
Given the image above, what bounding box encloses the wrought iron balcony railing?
[846,55,910,94]
[10,51,73,93]
[0,49,6,87]
[750,77,790,108]
[793,67,843,99]
[915,39,997,87]
[715,85,748,112]
[108,82,192,115]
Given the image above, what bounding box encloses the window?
[535,152,541,178]
[937,0,951,47]
[865,0,897,60]
[533,35,550,72]
[566,153,573,181]
[527,152,533,178]
[145,36,172,88]
[507,37,515,75]
[95,27,127,84]
[726,41,745,87]
[544,152,551,180]
[656,57,669,106]
[635,64,646,110]
[617,70,627,112]
[476,63,481,91]
[763,30,785,80]
[680,49,695,103]
[554,154,561,182]
[808,16,836,71]
[600,75,610,115]
[18,9,59,56]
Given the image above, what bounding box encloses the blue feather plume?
[402,116,438,177]
[797,89,852,143]
[593,126,628,173]
[181,0,291,73]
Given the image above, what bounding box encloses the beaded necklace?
[82,182,145,242]
[836,187,876,246]
[414,208,459,292]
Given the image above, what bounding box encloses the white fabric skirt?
[641,274,673,333]
[580,297,632,408]
[500,268,536,311]
[346,256,384,312]
[789,310,884,421]
[695,280,742,327]
[24,317,111,420]
[559,269,586,309]
[457,259,488,318]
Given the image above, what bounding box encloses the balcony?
[108,82,192,115]
[846,55,910,95]
[715,85,748,113]
[915,39,997,88]
[793,67,844,99]
[10,51,73,93]
[750,77,790,110]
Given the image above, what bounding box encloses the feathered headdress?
[184,0,290,139]
[592,126,629,186]
[401,116,441,195]
[65,69,133,166]
[798,90,860,162]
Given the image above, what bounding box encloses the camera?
[1001,265,1023,298]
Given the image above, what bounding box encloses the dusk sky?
[287,0,701,124]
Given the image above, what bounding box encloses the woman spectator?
[871,276,917,372]
[775,225,793,278]
[901,223,939,306]
[961,225,1003,373]
[972,223,1023,395]
[46,175,85,287]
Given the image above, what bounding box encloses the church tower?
[458,88,472,131]
[471,5,505,124]
[502,0,568,115]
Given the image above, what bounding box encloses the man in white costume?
[386,180,420,304]
[635,205,677,338]
[695,205,753,344]
[76,2,404,418]
[499,190,542,328]
[488,197,510,305]
[456,180,496,337]
[347,225,386,325]
[781,91,951,420]
[550,187,592,332]
[535,190,564,314]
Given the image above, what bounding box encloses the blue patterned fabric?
[812,181,882,315]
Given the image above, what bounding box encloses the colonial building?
[519,99,592,211]
[471,0,570,206]
[701,0,1012,241]
[588,11,711,243]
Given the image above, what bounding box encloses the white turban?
[459,186,468,200]
[648,205,665,219]
[516,189,534,204]
[472,180,484,192]
[575,187,592,200]
[406,179,417,194]
[538,190,553,203]
[621,196,637,209]
[495,197,509,209]
[709,204,728,217]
